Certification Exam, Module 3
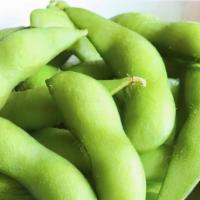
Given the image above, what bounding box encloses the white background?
[0,0,200,28]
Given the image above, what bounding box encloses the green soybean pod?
[111,13,164,43]
[66,7,175,152]
[47,71,146,200]
[70,37,102,62]
[33,128,90,174]
[31,5,102,64]
[30,6,75,28]
[0,117,96,200]
[30,6,74,67]
[0,126,170,200]
[0,128,91,200]
[158,66,200,200]
[183,64,200,111]
[0,86,61,130]
[0,76,137,130]
[112,12,200,61]
[68,61,180,97]
[158,108,200,200]
[0,27,87,109]
[54,1,103,62]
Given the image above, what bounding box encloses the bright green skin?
[31,6,102,64]
[158,66,200,200]
[0,27,24,41]
[0,117,96,200]
[158,109,200,200]
[0,127,90,200]
[70,62,179,98]
[0,27,86,109]
[113,12,200,61]
[66,7,175,152]
[183,65,200,112]
[47,71,146,200]
[66,60,112,79]
[0,78,131,130]
[30,7,74,67]
[55,1,103,62]
[70,37,102,62]
[19,65,59,90]
[140,145,172,181]
[112,13,164,43]
[33,128,91,174]
[0,126,170,200]
[30,7,74,29]
[0,86,61,130]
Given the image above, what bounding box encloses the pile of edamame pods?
[1,0,200,200]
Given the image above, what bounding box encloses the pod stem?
[129,76,147,87]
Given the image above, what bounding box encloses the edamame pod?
[1,76,139,130]
[112,12,200,61]
[0,27,87,109]
[0,126,172,200]
[33,128,90,174]
[0,86,61,130]
[158,108,200,200]
[55,1,103,62]
[0,117,97,200]
[158,66,200,199]
[66,7,175,152]
[183,64,200,111]
[70,37,102,62]
[112,13,164,43]
[30,7,74,67]
[31,5,102,65]
[30,7,74,29]
[47,71,146,200]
